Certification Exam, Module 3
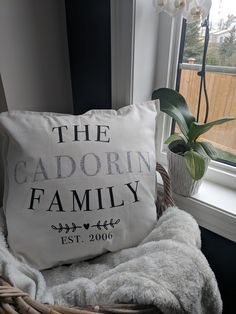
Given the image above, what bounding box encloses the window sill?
[157,177,236,243]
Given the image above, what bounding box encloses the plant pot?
[166,142,209,197]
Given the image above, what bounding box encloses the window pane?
[178,0,236,165]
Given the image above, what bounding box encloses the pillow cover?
[0,101,159,270]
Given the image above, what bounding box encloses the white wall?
[132,0,159,103]
[0,0,73,206]
[0,0,73,113]
[111,0,159,108]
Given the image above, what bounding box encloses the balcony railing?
[178,63,236,157]
[180,63,236,74]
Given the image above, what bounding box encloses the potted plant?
[152,88,235,196]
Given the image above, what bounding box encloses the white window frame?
[155,13,236,190]
[110,0,236,242]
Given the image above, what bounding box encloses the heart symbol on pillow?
[83,224,90,230]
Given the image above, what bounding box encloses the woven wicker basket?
[0,162,174,314]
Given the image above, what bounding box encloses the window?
[176,0,236,167]
[151,5,236,242]
[111,0,236,241]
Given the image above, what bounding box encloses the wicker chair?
[0,162,174,314]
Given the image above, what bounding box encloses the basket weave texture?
[0,162,174,314]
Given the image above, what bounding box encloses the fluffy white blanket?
[0,207,222,313]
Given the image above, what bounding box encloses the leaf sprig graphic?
[92,218,120,230]
[51,218,120,233]
[51,222,82,233]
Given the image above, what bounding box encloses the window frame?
[155,13,236,190]
[110,0,236,242]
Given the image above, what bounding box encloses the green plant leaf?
[157,101,190,137]
[184,150,206,180]
[199,141,218,160]
[152,88,196,129]
[188,117,236,142]
[189,142,210,159]
[164,133,187,145]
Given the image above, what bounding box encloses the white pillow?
[0,101,159,270]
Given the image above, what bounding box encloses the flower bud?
[174,0,186,9]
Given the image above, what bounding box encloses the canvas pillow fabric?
[0,101,159,270]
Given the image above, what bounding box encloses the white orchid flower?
[153,0,212,22]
